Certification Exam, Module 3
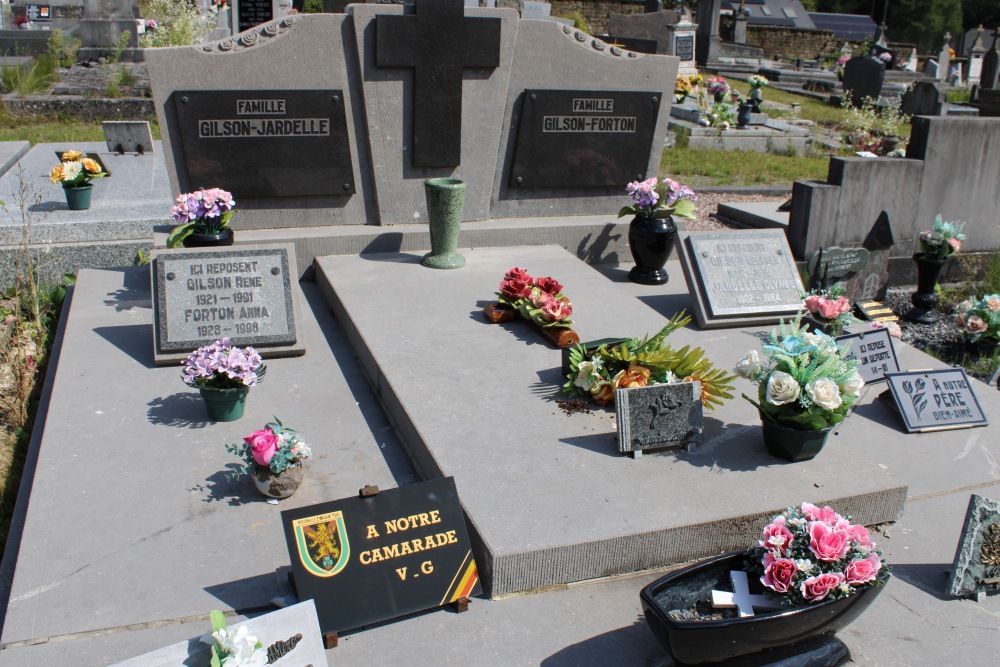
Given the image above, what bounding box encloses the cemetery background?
[0,0,1000,655]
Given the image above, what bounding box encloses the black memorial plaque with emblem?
[509,90,661,188]
[281,477,482,634]
[238,0,273,32]
[173,90,354,198]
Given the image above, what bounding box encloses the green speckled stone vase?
[422,178,467,270]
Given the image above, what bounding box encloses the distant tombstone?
[677,230,806,329]
[852,211,894,302]
[644,0,663,12]
[981,33,1000,90]
[836,328,899,384]
[110,601,329,666]
[969,26,987,85]
[508,90,661,188]
[615,382,703,455]
[980,89,1000,117]
[150,244,305,365]
[882,369,988,433]
[901,81,946,116]
[937,32,952,82]
[281,477,482,634]
[926,59,940,79]
[521,1,550,19]
[903,50,918,72]
[947,495,1000,600]
[607,10,683,55]
[79,0,140,62]
[872,44,896,70]
[842,57,884,107]
[236,0,274,32]
[733,5,748,45]
[805,246,870,291]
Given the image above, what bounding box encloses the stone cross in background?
[376,0,502,167]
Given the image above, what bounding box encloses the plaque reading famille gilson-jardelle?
[152,246,297,354]
[281,477,482,634]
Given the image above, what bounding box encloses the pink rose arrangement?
[802,283,854,335]
[496,267,573,328]
[746,502,888,606]
[954,294,1000,346]
[227,417,312,477]
[182,338,265,389]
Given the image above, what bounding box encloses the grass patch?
[661,145,829,186]
[1,60,58,98]
[726,80,845,126]
[0,109,161,144]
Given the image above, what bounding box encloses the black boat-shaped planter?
[640,552,889,666]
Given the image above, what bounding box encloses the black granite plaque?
[376,0,501,167]
[281,477,482,634]
[238,0,273,32]
[806,246,870,288]
[615,382,703,454]
[152,246,297,353]
[509,89,662,188]
[883,369,989,433]
[173,90,353,198]
[674,34,694,61]
[836,328,898,384]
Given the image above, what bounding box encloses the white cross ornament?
[711,570,784,617]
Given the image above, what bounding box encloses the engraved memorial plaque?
[152,246,297,353]
[948,495,1000,599]
[237,0,273,32]
[835,327,899,384]
[678,230,805,329]
[173,90,354,197]
[883,369,989,433]
[615,382,703,455]
[674,34,694,61]
[509,89,662,188]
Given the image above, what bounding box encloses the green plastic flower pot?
[199,385,250,422]
[63,184,93,211]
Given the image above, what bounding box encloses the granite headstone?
[677,230,806,329]
[901,81,946,117]
[947,494,1000,600]
[615,381,703,455]
[842,57,884,107]
[806,246,870,291]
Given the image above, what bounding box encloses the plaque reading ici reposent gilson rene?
[173,90,353,198]
[509,89,662,188]
[154,247,296,352]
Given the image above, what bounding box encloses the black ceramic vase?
[183,228,235,248]
[907,253,946,324]
[628,215,677,285]
[640,552,889,666]
[749,87,763,113]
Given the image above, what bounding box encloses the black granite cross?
[376,0,501,168]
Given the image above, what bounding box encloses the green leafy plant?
[736,316,861,430]
[46,29,79,68]
[1,61,58,98]
[140,0,208,47]
[563,311,735,408]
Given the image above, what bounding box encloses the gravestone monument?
[981,30,1000,91]
[842,57,884,107]
[677,230,806,329]
[936,33,952,82]
[901,81,946,116]
[78,0,141,62]
[146,6,678,229]
[968,26,987,86]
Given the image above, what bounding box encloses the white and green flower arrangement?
[735,318,863,430]
[203,610,267,667]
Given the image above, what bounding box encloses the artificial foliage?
[562,311,735,408]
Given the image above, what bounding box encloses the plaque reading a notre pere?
[678,230,805,329]
[173,90,353,198]
[883,369,989,433]
[508,89,661,188]
[836,327,899,384]
[281,477,482,634]
[237,0,273,32]
[152,246,296,356]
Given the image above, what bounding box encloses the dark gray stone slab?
[615,381,703,454]
[842,57,884,106]
[110,601,329,666]
[149,243,306,365]
[947,495,1000,599]
[806,246,870,288]
[677,230,805,329]
[901,80,945,116]
[883,369,989,433]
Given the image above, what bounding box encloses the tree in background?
[963,0,1000,36]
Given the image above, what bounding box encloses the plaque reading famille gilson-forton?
[173,90,354,197]
[281,477,482,634]
[509,89,661,188]
[152,247,296,353]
